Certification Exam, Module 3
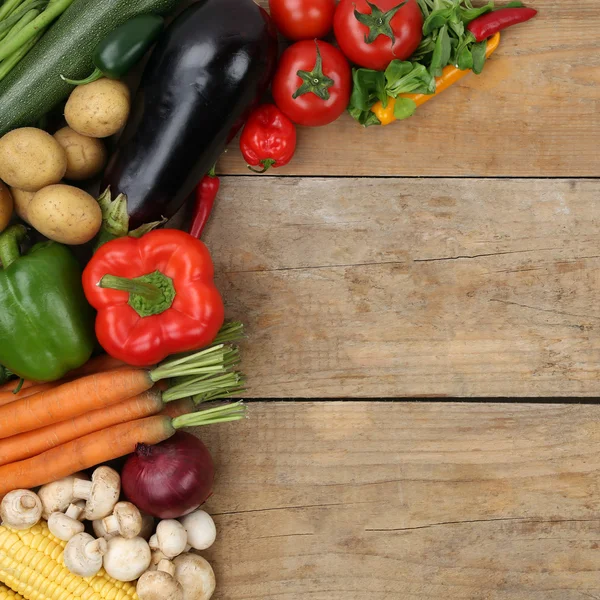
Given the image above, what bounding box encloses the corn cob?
[0,583,23,600]
[0,522,138,600]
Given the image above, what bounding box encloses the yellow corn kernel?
[0,582,24,600]
[0,523,138,600]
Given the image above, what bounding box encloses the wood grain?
[204,177,600,397]
[200,402,600,599]
[218,0,600,177]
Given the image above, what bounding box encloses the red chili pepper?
[82,229,225,366]
[239,104,297,173]
[190,172,220,239]
[467,7,537,42]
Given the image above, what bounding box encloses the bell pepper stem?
[60,66,104,86]
[99,274,163,301]
[0,224,26,269]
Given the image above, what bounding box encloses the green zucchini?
[0,0,182,136]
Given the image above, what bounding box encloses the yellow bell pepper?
[372,32,501,126]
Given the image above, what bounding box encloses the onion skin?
[121,432,215,519]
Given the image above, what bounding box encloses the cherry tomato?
[334,0,423,71]
[269,0,336,40]
[272,40,351,127]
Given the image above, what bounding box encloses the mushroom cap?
[152,520,188,559]
[102,502,142,539]
[38,473,89,519]
[103,536,151,582]
[63,532,106,578]
[47,512,85,541]
[0,490,42,530]
[137,570,183,600]
[75,466,121,520]
[173,554,216,600]
[179,511,216,551]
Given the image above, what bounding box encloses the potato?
[0,181,13,233]
[28,184,102,245]
[9,186,35,224]
[54,127,107,181]
[65,79,131,138]
[0,128,67,192]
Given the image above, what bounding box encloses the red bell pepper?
[82,229,225,367]
[239,104,297,173]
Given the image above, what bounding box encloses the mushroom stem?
[85,537,108,559]
[72,479,93,500]
[20,496,36,510]
[65,503,84,520]
[102,514,119,533]
[158,560,176,578]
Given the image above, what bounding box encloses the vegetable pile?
[0,0,538,598]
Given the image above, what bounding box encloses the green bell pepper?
[0,225,96,382]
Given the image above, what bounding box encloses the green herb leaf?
[393,97,418,120]
[423,7,451,35]
[348,105,382,127]
[429,24,451,77]
[350,67,387,111]
[471,39,487,74]
[460,1,494,23]
[498,1,523,8]
[455,44,473,70]
[385,60,436,96]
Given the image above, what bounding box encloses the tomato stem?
[353,0,408,45]
[293,41,335,101]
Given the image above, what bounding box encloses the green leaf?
[393,97,417,120]
[455,44,473,70]
[385,60,436,96]
[348,105,382,127]
[429,24,451,77]
[350,67,387,111]
[460,1,494,23]
[423,8,451,35]
[471,39,487,74]
[498,1,523,8]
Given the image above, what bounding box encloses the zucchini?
[0,0,182,137]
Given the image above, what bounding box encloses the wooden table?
[197,1,600,597]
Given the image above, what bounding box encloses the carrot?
[0,389,166,466]
[0,402,246,498]
[0,379,37,393]
[0,382,58,407]
[0,344,242,440]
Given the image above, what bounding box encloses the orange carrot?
[0,368,155,440]
[0,343,241,440]
[0,382,59,407]
[0,403,245,498]
[0,379,37,393]
[0,389,168,466]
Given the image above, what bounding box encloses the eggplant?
[102,0,277,228]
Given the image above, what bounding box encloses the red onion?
[121,432,215,519]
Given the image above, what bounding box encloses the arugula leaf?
[460,1,494,23]
[350,68,387,111]
[385,61,436,96]
[471,39,487,74]
[455,44,473,70]
[498,1,523,7]
[423,8,452,35]
[429,24,451,77]
[393,97,418,120]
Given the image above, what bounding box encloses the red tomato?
[334,0,423,70]
[269,0,336,40]
[272,40,351,127]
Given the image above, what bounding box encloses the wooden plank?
[200,402,600,599]
[218,0,600,177]
[203,177,600,397]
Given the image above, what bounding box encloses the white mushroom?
[63,532,107,577]
[173,553,216,600]
[139,512,155,541]
[103,536,151,582]
[148,549,168,572]
[92,518,118,540]
[149,520,188,559]
[0,490,42,530]
[71,500,87,521]
[178,511,216,551]
[72,466,120,520]
[38,473,89,519]
[137,559,183,600]
[47,504,86,541]
[102,502,142,539]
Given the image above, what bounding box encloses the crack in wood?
[489,299,600,321]
[413,248,562,263]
